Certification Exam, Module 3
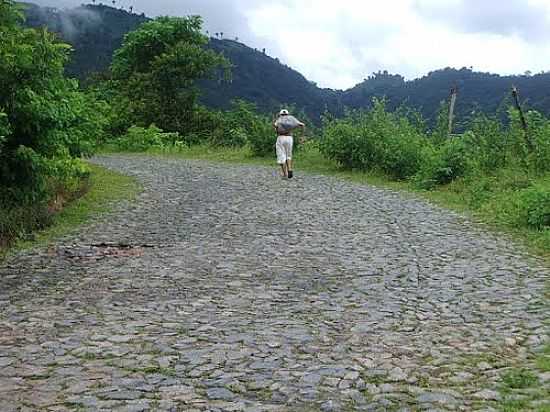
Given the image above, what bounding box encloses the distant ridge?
[21,2,550,123]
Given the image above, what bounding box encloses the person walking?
[273,109,305,179]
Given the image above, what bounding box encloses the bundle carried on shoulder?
[275,115,301,135]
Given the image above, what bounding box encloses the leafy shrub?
[414,145,445,189]
[116,125,179,152]
[517,185,550,230]
[377,122,426,180]
[246,118,276,156]
[199,100,277,155]
[415,137,471,189]
[0,200,52,246]
[321,99,427,179]
[528,113,550,174]
[320,111,374,170]
[210,127,247,147]
[465,114,509,172]
[0,0,107,220]
[0,148,91,247]
[46,154,91,195]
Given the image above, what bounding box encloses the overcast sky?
[33,0,550,90]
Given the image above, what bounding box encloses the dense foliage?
[111,100,298,157]
[106,15,229,137]
[0,0,107,246]
[320,100,426,179]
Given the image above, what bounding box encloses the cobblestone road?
[1,155,548,411]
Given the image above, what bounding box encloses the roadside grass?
[1,163,140,260]
[497,354,550,411]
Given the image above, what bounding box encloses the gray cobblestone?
[0,155,548,411]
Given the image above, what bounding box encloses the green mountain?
[200,39,343,120]
[21,2,148,78]
[21,2,550,124]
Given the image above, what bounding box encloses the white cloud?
[30,0,550,89]
[248,0,550,88]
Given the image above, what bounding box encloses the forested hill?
[343,69,550,124]
[201,39,343,119]
[21,2,148,78]
[20,2,550,122]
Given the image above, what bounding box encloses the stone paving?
[0,155,548,411]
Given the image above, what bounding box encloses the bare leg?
[280,163,287,177]
[286,159,293,178]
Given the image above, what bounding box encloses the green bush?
[464,114,510,172]
[528,113,550,174]
[320,99,427,179]
[0,148,91,247]
[0,0,108,229]
[199,100,276,155]
[246,118,276,156]
[210,127,247,147]
[116,125,179,152]
[415,137,471,189]
[320,116,370,169]
[517,185,550,230]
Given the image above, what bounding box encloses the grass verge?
[0,163,140,261]
[497,345,550,411]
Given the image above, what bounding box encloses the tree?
[0,0,107,197]
[110,16,230,134]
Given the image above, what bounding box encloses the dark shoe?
[288,170,293,179]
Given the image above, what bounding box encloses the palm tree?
[112,0,115,6]
[129,5,133,13]
[220,32,224,39]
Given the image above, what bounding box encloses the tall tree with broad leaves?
[0,0,107,201]
[110,15,230,135]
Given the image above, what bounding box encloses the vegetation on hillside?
[20,2,550,124]
[22,2,148,78]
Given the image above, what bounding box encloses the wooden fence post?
[511,86,533,152]
[448,86,458,137]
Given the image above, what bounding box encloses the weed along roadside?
[0,164,140,260]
